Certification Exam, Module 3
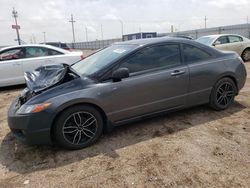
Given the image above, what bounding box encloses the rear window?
[229,36,243,43]
[183,44,211,63]
[48,49,63,56]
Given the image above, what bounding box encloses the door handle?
[171,70,185,76]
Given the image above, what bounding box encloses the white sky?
[0,0,249,45]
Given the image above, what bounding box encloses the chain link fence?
[166,23,250,39]
[67,24,250,50]
[67,38,122,50]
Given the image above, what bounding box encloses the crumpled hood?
[24,64,69,93]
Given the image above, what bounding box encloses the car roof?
[114,37,194,46]
[198,34,244,39]
[0,44,69,54]
[114,36,222,56]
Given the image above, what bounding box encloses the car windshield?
[196,37,215,46]
[72,44,137,76]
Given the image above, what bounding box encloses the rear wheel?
[241,48,250,62]
[54,105,103,150]
[209,77,237,110]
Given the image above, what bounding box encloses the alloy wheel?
[242,49,250,61]
[62,111,98,145]
[216,82,235,107]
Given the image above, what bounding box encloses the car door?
[213,36,230,51]
[22,47,51,72]
[101,43,189,123]
[227,35,244,55]
[182,43,216,106]
[0,47,25,86]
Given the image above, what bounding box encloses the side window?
[229,36,243,43]
[215,36,229,45]
[183,44,211,63]
[25,47,48,58]
[48,49,63,56]
[120,44,181,74]
[0,48,24,61]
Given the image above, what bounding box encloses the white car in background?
[196,34,250,62]
[0,44,84,87]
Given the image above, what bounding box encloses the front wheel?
[54,105,103,150]
[209,77,237,111]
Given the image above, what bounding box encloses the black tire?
[54,105,103,150]
[241,48,250,62]
[209,77,237,111]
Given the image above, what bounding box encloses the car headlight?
[16,102,51,114]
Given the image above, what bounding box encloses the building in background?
[122,32,157,41]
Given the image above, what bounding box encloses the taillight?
[80,54,85,60]
[238,56,244,64]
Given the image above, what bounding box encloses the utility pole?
[32,34,36,44]
[30,37,33,44]
[101,24,104,40]
[96,31,98,40]
[139,26,142,39]
[12,8,21,45]
[119,20,124,39]
[204,16,208,29]
[171,25,174,33]
[101,24,104,47]
[43,32,46,43]
[85,26,88,42]
[69,14,76,44]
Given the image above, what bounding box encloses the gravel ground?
[0,61,249,188]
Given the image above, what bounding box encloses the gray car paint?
[9,37,247,144]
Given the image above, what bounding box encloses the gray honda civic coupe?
[8,37,247,149]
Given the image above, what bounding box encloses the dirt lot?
[0,62,250,188]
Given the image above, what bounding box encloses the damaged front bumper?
[7,98,53,145]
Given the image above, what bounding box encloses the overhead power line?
[204,16,208,29]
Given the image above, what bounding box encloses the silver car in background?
[196,34,250,62]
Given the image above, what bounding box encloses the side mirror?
[213,41,221,46]
[112,67,129,82]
